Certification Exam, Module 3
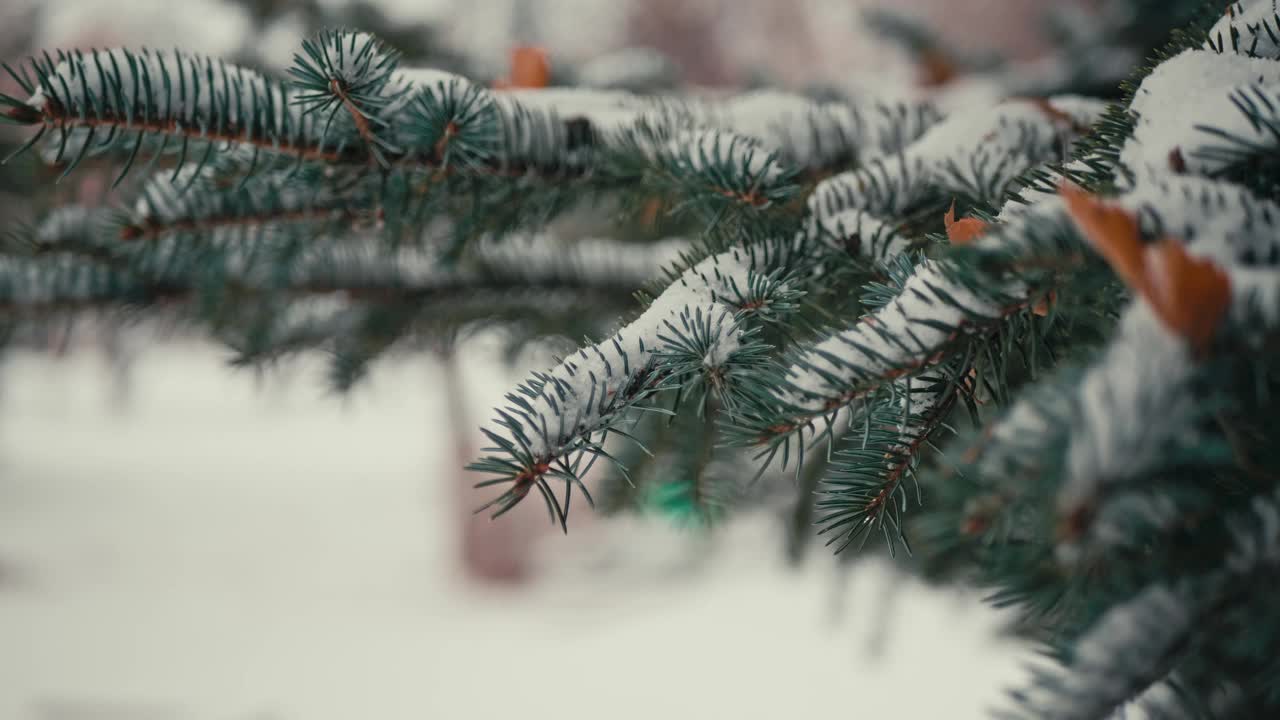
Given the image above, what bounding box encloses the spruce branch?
[1193,83,1280,191]
[401,68,500,170]
[731,258,1022,452]
[0,35,950,267]
[815,371,962,554]
[288,30,404,167]
[640,395,731,527]
[808,98,1107,218]
[805,206,914,261]
[1205,1,1280,59]
[957,181,1280,551]
[1004,584,1199,720]
[1006,488,1280,720]
[119,164,368,243]
[1121,48,1280,181]
[0,209,681,365]
[723,99,1111,468]
[468,243,799,526]
[682,90,940,172]
[0,48,344,185]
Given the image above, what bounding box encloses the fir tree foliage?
[3,2,1280,717]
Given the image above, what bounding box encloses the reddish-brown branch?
[27,101,350,163]
[852,389,959,533]
[866,414,946,515]
[758,299,1031,446]
[329,79,381,160]
[716,187,770,207]
[431,121,459,165]
[2,103,44,124]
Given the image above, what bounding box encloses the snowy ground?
[0,341,1026,719]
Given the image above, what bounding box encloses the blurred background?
[0,0,1166,717]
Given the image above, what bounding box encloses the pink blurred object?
[624,0,1068,88]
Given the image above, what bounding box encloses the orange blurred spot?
[1032,290,1056,317]
[1061,183,1231,355]
[493,46,551,89]
[944,200,989,245]
[639,196,663,228]
[918,49,959,88]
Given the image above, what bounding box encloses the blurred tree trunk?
[443,350,534,584]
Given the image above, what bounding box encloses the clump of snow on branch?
[695,90,938,169]
[483,245,777,465]
[1058,305,1199,515]
[660,129,787,187]
[806,207,911,260]
[1121,49,1280,177]
[1015,585,1192,720]
[499,87,647,136]
[481,86,938,174]
[575,47,675,91]
[473,234,689,287]
[776,259,1005,418]
[1227,487,1280,573]
[25,48,303,132]
[1114,171,1280,267]
[809,97,1106,217]
[1205,1,1280,59]
[385,66,489,122]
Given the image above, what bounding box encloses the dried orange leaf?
[1061,183,1149,295]
[918,49,959,88]
[944,200,989,245]
[1032,290,1056,317]
[1144,240,1232,355]
[1061,183,1231,354]
[499,46,551,89]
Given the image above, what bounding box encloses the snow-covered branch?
[469,242,794,524]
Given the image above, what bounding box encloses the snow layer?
[27,48,304,135]
[711,91,851,168]
[478,86,935,174]
[0,343,1024,720]
[663,128,785,186]
[1121,49,1280,177]
[806,207,910,261]
[1059,305,1198,514]
[1227,488,1280,573]
[494,246,772,462]
[1017,585,1191,720]
[778,259,1003,415]
[1115,171,1280,267]
[131,165,329,228]
[384,67,484,120]
[810,97,1107,216]
[1205,1,1280,58]
[32,206,103,247]
[699,90,937,170]
[325,31,394,86]
[474,234,688,288]
[393,67,468,91]
[500,86,647,137]
[1055,173,1280,514]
